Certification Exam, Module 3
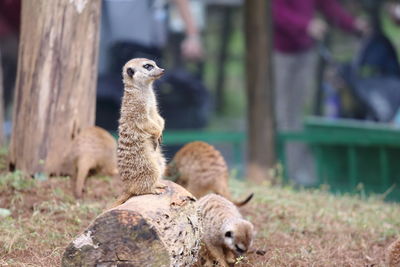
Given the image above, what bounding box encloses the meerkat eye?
[225,231,233,238]
[126,67,135,78]
[143,64,154,71]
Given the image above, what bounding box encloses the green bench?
[277,117,400,201]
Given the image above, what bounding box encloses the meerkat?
[114,58,167,206]
[387,238,400,267]
[196,194,255,267]
[61,126,118,198]
[165,141,253,206]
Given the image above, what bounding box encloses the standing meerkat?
[114,58,167,206]
[165,141,253,206]
[61,126,118,198]
[387,238,400,267]
[196,194,255,267]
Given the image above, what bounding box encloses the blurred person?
[99,0,203,75]
[388,2,400,25]
[173,0,204,61]
[96,0,207,133]
[0,0,21,119]
[272,0,369,184]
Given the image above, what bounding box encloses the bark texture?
[8,0,101,175]
[62,181,202,267]
[244,0,276,183]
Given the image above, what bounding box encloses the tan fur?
[165,141,253,206]
[114,58,167,206]
[197,194,255,267]
[62,126,118,198]
[388,238,400,267]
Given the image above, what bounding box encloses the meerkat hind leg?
[74,157,94,198]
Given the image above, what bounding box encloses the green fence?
[277,117,400,201]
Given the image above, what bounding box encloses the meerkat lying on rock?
[61,126,118,198]
[196,194,255,267]
[114,58,167,206]
[165,141,253,206]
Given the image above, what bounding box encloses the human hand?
[181,34,204,61]
[307,18,327,40]
[354,17,370,36]
[388,3,400,25]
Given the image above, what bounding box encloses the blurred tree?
[244,0,275,183]
[0,52,4,147]
[8,0,101,175]
[215,7,233,115]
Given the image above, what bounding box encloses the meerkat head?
[122,58,164,89]
[222,219,255,256]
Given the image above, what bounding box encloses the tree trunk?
[0,51,5,147]
[8,0,101,175]
[215,7,233,115]
[62,181,202,267]
[244,0,275,183]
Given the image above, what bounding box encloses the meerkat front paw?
[147,182,168,195]
[152,137,159,150]
[155,181,168,189]
[156,115,165,130]
[158,134,163,146]
[146,119,163,138]
[152,134,163,150]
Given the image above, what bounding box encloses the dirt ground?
[0,162,399,266]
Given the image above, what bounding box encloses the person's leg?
[273,52,293,131]
[274,50,317,184]
[289,51,317,184]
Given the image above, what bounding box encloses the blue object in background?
[322,82,340,119]
[393,107,400,127]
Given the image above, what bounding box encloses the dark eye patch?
[143,64,154,71]
[225,231,232,238]
[127,67,135,78]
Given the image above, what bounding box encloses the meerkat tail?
[216,187,254,207]
[232,193,254,207]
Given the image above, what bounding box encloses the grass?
[231,179,400,266]
[0,171,35,191]
[0,161,399,266]
[0,167,120,266]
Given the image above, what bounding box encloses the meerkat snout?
[151,67,164,78]
[223,220,255,256]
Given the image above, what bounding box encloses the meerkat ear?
[126,67,135,78]
[225,231,233,238]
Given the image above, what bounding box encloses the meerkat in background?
[387,238,400,267]
[165,141,253,206]
[61,126,118,198]
[114,58,167,206]
[196,194,255,267]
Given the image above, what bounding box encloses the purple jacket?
[273,0,357,53]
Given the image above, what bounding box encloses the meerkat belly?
[118,134,161,179]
